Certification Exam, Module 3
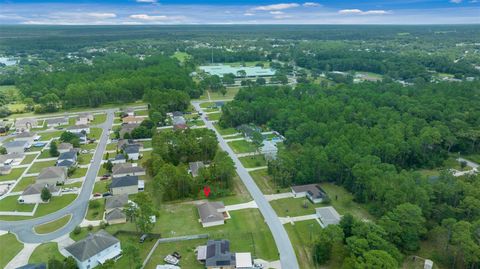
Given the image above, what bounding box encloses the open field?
[39,131,63,141]
[91,113,107,125]
[78,153,93,165]
[270,197,317,217]
[0,233,23,269]
[249,169,289,194]
[206,112,222,121]
[34,214,71,234]
[197,88,239,101]
[29,242,64,264]
[228,140,257,154]
[213,123,238,136]
[0,167,26,182]
[172,51,191,63]
[70,167,88,178]
[93,179,110,194]
[319,183,374,221]
[239,155,267,168]
[285,220,326,269]
[145,239,205,269]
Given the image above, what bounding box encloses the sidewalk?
[265,192,293,201]
[5,243,40,269]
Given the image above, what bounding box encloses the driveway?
[0,109,115,243]
[192,101,299,269]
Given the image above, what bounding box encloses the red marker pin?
[203,186,211,198]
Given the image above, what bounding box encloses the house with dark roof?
[110,175,139,195]
[105,194,128,213]
[3,141,28,154]
[65,230,121,269]
[18,183,61,204]
[111,154,126,164]
[189,161,205,177]
[112,163,145,177]
[14,131,39,145]
[56,151,77,168]
[204,240,236,269]
[197,202,228,228]
[291,184,327,204]
[16,263,47,269]
[37,166,67,185]
[124,145,140,161]
[58,142,74,153]
[105,208,127,225]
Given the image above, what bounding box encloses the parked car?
[93,193,102,197]
[172,252,181,259]
[102,192,112,197]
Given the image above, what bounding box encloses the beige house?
[197,202,228,228]
[109,176,139,196]
[112,163,146,178]
[37,166,68,185]
[18,183,61,204]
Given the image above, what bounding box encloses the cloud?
[450,0,462,3]
[303,2,320,7]
[270,11,285,15]
[252,3,299,11]
[274,15,293,19]
[338,9,390,15]
[136,0,158,3]
[86,13,117,19]
[129,14,185,22]
[243,12,255,16]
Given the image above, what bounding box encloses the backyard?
[12,176,36,192]
[29,242,64,264]
[28,160,56,174]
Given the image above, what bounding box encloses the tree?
[222,73,235,85]
[0,146,6,154]
[103,160,113,173]
[133,192,156,234]
[256,77,266,85]
[357,250,398,269]
[313,225,344,265]
[49,141,59,157]
[124,240,142,269]
[211,151,235,189]
[41,187,52,202]
[124,201,138,224]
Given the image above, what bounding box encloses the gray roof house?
[16,263,47,269]
[124,145,140,160]
[46,117,69,127]
[0,152,25,166]
[65,230,122,269]
[3,141,28,154]
[205,240,236,268]
[18,183,61,204]
[58,142,74,153]
[56,151,77,168]
[15,118,38,130]
[291,184,327,204]
[197,202,227,228]
[105,194,128,212]
[112,163,145,177]
[37,166,67,185]
[110,176,139,195]
[316,206,341,227]
[189,161,205,177]
[105,208,127,225]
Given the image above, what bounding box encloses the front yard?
[0,194,77,221]
[0,195,35,212]
[86,199,105,221]
[270,197,317,218]
[20,153,38,165]
[28,160,56,174]
[0,233,23,269]
[228,140,257,154]
[0,167,26,182]
[239,155,267,168]
[12,176,36,192]
[70,167,88,179]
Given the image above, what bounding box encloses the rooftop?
[65,230,119,262]
[105,194,128,209]
[199,65,275,77]
[291,184,326,199]
[37,166,67,180]
[197,201,225,224]
[205,239,235,267]
[110,175,138,188]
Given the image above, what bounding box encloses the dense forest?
[220,81,480,268]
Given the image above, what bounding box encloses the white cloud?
[270,11,285,15]
[136,0,158,3]
[338,9,390,15]
[303,2,320,7]
[252,3,299,11]
[129,14,185,22]
[450,0,462,3]
[86,13,117,19]
[274,15,293,19]
[243,12,255,16]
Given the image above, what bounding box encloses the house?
[125,108,135,116]
[46,117,69,127]
[291,184,327,204]
[14,132,39,145]
[105,208,127,225]
[189,161,205,177]
[76,113,94,125]
[0,165,12,175]
[105,194,128,213]
[0,152,25,166]
[235,253,253,269]
[117,139,143,150]
[124,145,140,161]
[214,101,225,108]
[119,123,139,138]
[3,141,28,154]
[156,265,180,269]
[316,206,341,227]
[197,202,228,228]
[122,116,143,124]
[110,175,139,195]
[200,240,236,269]
[65,230,121,269]
[260,140,278,161]
[111,154,126,164]
[58,142,74,153]
[37,166,68,185]
[112,163,145,177]
[74,132,88,145]
[67,124,90,134]
[15,118,38,131]
[18,183,61,204]
[56,151,78,168]
[172,115,186,126]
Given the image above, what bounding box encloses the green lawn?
[80,143,97,150]
[29,242,64,264]
[37,149,54,159]
[89,128,103,140]
[114,118,122,124]
[65,181,83,188]
[34,214,71,234]
[142,140,152,148]
[270,197,317,217]
[0,194,78,221]
[464,154,480,165]
[0,233,23,268]
[319,182,374,221]
[39,131,63,141]
[91,113,107,125]
[206,112,221,121]
[25,145,44,152]
[198,88,239,101]
[200,102,215,108]
[239,155,267,168]
[213,124,238,136]
[285,220,326,269]
[134,109,148,116]
[249,169,288,195]
[172,51,191,63]
[70,167,88,179]
[93,180,110,194]
[0,195,35,212]
[78,153,93,165]
[12,176,36,192]
[106,143,117,151]
[0,167,26,182]
[145,239,205,269]
[28,160,56,174]
[86,199,105,221]
[228,140,257,154]
[20,153,38,165]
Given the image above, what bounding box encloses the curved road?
[192,101,300,269]
[0,110,115,243]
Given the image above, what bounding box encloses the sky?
[0,0,479,25]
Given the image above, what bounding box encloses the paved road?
[0,109,115,243]
[457,157,479,169]
[192,101,299,269]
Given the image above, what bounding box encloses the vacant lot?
[319,183,373,221]
[213,123,238,136]
[270,197,317,217]
[228,140,257,154]
[239,155,267,168]
[249,169,289,194]
[39,131,63,141]
[86,199,105,221]
[285,220,326,269]
[92,113,107,125]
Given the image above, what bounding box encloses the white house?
[3,141,29,154]
[67,124,90,134]
[0,153,25,166]
[260,140,278,161]
[65,230,122,269]
[291,184,327,204]
[18,183,61,204]
[197,202,228,228]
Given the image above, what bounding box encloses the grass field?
[0,195,35,212]
[92,113,107,125]
[29,242,64,264]
[270,197,317,217]
[198,88,239,101]
[172,51,191,63]
[28,160,56,174]
[239,155,267,168]
[93,180,110,194]
[37,149,54,159]
[80,143,97,150]
[213,124,238,136]
[285,220,325,269]
[145,239,205,269]
[206,112,222,121]
[0,233,23,268]
[0,194,77,221]
[34,214,71,234]
[70,167,88,179]
[89,127,103,140]
[249,169,289,194]
[12,176,36,192]
[39,131,63,141]
[78,153,93,165]
[135,109,148,116]
[86,199,105,221]
[0,167,26,182]
[228,140,257,154]
[319,183,373,221]
[20,153,38,165]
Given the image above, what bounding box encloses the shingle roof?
[105,208,126,222]
[46,117,68,124]
[189,161,205,177]
[197,202,225,224]
[4,141,28,148]
[105,194,128,210]
[37,166,67,180]
[110,176,138,188]
[291,184,326,200]
[124,145,140,154]
[58,151,76,160]
[65,230,119,262]
[112,163,145,176]
[22,183,59,196]
[0,152,25,163]
[205,240,235,267]
[16,264,46,269]
[58,143,73,150]
[57,160,75,168]
[67,124,89,130]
